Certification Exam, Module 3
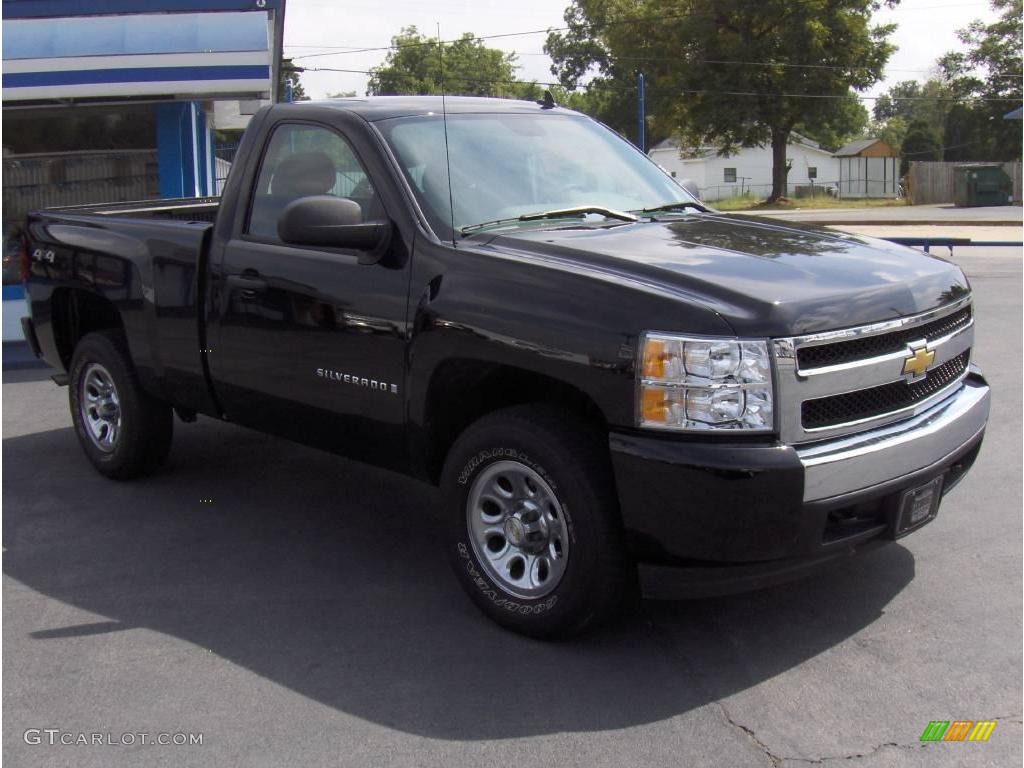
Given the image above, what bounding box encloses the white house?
[649,133,841,202]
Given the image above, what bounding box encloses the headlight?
[638,333,774,432]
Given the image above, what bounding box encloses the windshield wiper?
[460,206,638,235]
[518,205,639,223]
[460,216,526,235]
[636,201,707,215]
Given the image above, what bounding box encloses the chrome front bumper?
[797,372,990,502]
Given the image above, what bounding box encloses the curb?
[2,341,48,371]
[777,220,1022,227]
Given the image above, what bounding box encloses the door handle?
[226,272,267,299]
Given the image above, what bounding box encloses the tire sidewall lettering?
[458,447,537,485]
[455,541,558,615]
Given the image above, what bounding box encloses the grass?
[712,195,908,212]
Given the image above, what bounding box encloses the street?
[3,245,1021,768]
[751,204,1022,226]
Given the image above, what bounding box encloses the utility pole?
[636,71,646,153]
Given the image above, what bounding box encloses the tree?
[327,90,358,98]
[368,26,522,97]
[872,114,908,153]
[796,92,870,152]
[901,118,942,174]
[279,58,309,102]
[872,79,951,126]
[870,78,953,157]
[547,1,899,201]
[941,103,988,161]
[939,0,1022,160]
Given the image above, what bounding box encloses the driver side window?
[246,123,381,241]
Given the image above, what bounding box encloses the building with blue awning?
[3,0,285,197]
[2,0,286,344]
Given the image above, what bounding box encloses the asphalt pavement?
[747,203,1022,226]
[3,246,1021,767]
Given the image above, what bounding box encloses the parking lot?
[3,245,1021,768]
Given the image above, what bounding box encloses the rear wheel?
[442,405,632,639]
[69,330,173,479]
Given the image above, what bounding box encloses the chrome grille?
[802,351,970,429]
[797,306,972,370]
[773,298,974,444]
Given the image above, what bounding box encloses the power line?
[289,5,848,60]
[500,50,1023,78]
[306,66,1023,102]
[292,26,565,61]
[293,45,1022,79]
[289,0,1000,61]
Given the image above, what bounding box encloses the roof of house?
[650,132,833,157]
[1004,107,1022,120]
[834,138,896,157]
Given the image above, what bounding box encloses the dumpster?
[954,164,1013,207]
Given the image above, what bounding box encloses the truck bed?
[24,204,218,416]
[38,196,220,223]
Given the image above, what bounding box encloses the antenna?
[438,23,457,247]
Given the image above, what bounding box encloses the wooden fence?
[908,160,1022,205]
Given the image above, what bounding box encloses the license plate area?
[894,475,944,537]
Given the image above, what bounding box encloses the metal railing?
[883,236,1023,256]
[214,143,240,195]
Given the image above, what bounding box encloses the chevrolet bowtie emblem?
[902,344,936,379]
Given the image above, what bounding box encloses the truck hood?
[482,213,970,337]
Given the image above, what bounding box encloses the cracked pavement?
[3,245,1021,767]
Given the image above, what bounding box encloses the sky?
[282,0,1003,104]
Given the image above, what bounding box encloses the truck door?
[210,121,410,468]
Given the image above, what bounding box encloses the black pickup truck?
[20,96,990,638]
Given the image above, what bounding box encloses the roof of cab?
[273,95,578,122]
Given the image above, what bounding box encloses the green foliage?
[939,0,1022,160]
[900,118,942,174]
[879,2,1021,164]
[872,79,952,125]
[212,129,244,145]
[872,115,909,153]
[279,58,308,102]
[546,1,899,201]
[870,79,952,157]
[327,90,358,98]
[368,26,522,97]
[796,93,870,151]
[550,79,650,145]
[941,103,988,161]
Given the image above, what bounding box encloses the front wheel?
[442,405,633,639]
[69,330,173,479]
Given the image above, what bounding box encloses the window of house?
[808,167,818,179]
[723,168,737,183]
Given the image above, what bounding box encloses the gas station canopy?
[2,0,282,103]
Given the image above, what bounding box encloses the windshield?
[375,112,697,237]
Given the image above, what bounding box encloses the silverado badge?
[902,343,936,380]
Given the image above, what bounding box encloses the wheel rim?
[79,363,122,453]
[466,460,570,599]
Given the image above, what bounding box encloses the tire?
[441,404,633,639]
[68,330,173,479]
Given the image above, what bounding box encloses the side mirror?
[277,195,390,263]
[678,178,702,202]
